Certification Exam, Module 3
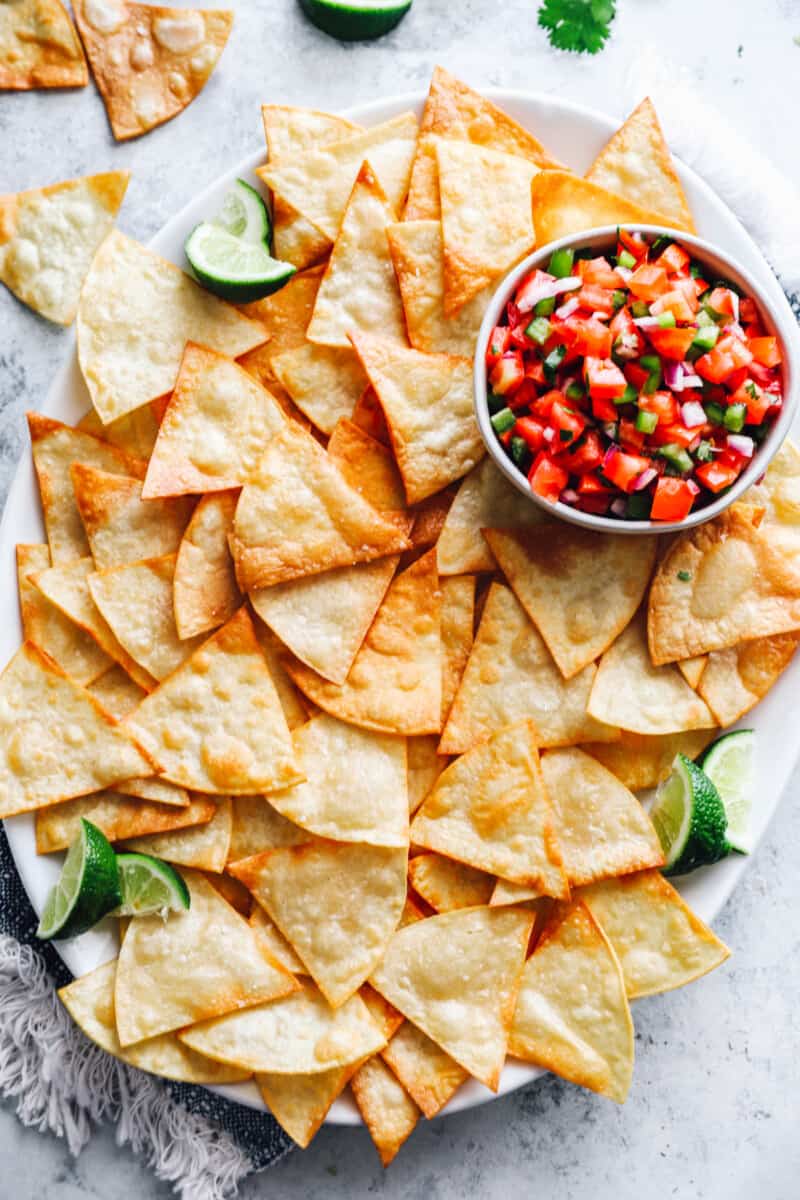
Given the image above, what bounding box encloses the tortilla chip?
[589,612,715,735]
[440,575,475,726]
[581,729,718,792]
[230,843,407,1007]
[17,544,111,685]
[251,624,311,732]
[77,398,164,460]
[0,171,127,323]
[283,549,442,736]
[230,420,410,591]
[125,607,301,794]
[407,736,447,815]
[370,905,533,1090]
[531,170,684,247]
[28,412,147,564]
[122,795,232,871]
[258,1063,356,1148]
[249,903,306,975]
[228,795,309,864]
[381,1020,468,1118]
[351,1055,419,1166]
[264,714,408,847]
[237,264,323,399]
[115,775,189,806]
[484,526,657,679]
[77,230,265,424]
[408,853,493,912]
[677,655,707,690]
[648,506,800,662]
[437,458,543,575]
[258,112,417,242]
[509,901,634,1103]
[142,345,285,498]
[586,98,695,232]
[71,464,193,569]
[72,1,232,141]
[179,983,386,1074]
[60,961,249,1084]
[440,583,617,756]
[173,491,242,640]
[579,870,730,999]
[351,385,390,444]
[327,417,408,514]
[36,790,214,854]
[697,633,800,727]
[87,663,146,719]
[0,641,151,817]
[411,487,455,550]
[349,332,483,504]
[270,343,367,436]
[360,983,404,1042]
[0,0,87,89]
[746,439,800,538]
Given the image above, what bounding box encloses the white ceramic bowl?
[474,224,800,534]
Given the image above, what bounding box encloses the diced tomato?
[514,270,555,313]
[619,419,646,452]
[646,326,696,361]
[695,462,741,493]
[650,477,697,521]
[748,336,782,367]
[706,286,738,318]
[528,454,569,502]
[649,289,696,323]
[627,263,670,301]
[581,257,625,288]
[490,352,525,395]
[649,422,699,450]
[721,334,754,371]
[730,379,775,425]
[514,416,546,452]
[559,431,603,474]
[485,325,511,366]
[657,243,691,274]
[506,378,538,412]
[499,428,514,447]
[524,360,547,387]
[584,357,628,403]
[694,343,738,384]
[739,297,760,325]
[577,470,613,494]
[638,389,679,425]
[623,361,651,391]
[576,493,613,514]
[563,316,613,359]
[550,400,586,449]
[725,365,750,394]
[602,448,652,493]
[618,229,648,262]
[577,284,616,316]
[531,388,562,420]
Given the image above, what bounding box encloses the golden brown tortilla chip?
[410,486,456,550]
[249,902,306,976]
[237,264,323,400]
[251,624,309,732]
[327,417,409,515]
[228,795,309,864]
[36,790,215,854]
[257,1064,357,1148]
[87,663,146,718]
[122,795,232,872]
[77,398,164,460]
[408,853,494,913]
[677,655,707,690]
[269,343,368,436]
[351,1055,420,1166]
[71,464,193,568]
[173,491,242,640]
[531,170,684,247]
[580,729,717,792]
[437,458,543,576]
[351,385,390,444]
[381,1020,468,1118]
[440,575,475,725]
[0,0,87,89]
[116,775,189,807]
[407,736,448,816]
[697,633,800,727]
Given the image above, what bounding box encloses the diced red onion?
[664,361,684,391]
[614,332,640,361]
[633,467,658,491]
[681,400,706,428]
[602,425,619,444]
[687,480,701,496]
[688,435,702,453]
[727,434,755,458]
[615,265,633,282]
[610,498,628,517]
[560,488,579,504]
[632,316,661,329]
[602,443,619,469]
[727,320,746,341]
[555,296,580,320]
[730,292,740,323]
[679,366,704,389]
[517,276,582,313]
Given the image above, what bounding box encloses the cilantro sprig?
[538,0,617,55]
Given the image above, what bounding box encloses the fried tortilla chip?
[531,170,684,247]
[258,1063,356,1148]
[264,714,408,848]
[411,486,456,550]
[173,491,241,640]
[370,906,533,1090]
[283,550,442,736]
[589,612,715,735]
[36,790,214,854]
[697,633,800,727]
[270,343,368,436]
[17,544,111,685]
[351,385,390,444]
[60,961,249,1084]
[677,655,707,690]
[249,903,306,976]
[77,398,164,460]
[230,843,407,1007]
[228,795,309,864]
[77,230,265,424]
[746,439,800,542]
[72,1,233,141]
[437,458,543,575]
[251,626,308,732]
[125,607,301,794]
[237,264,323,400]
[0,0,87,89]
[440,575,475,725]
[351,1055,419,1166]
[0,641,151,817]
[0,171,128,323]
[87,663,146,719]
[483,526,657,679]
[586,98,695,231]
[381,1020,468,1118]
[581,729,717,792]
[509,901,634,1102]
[408,853,494,912]
[122,795,232,872]
[349,332,484,504]
[71,464,193,568]
[440,584,617,755]
[116,775,189,807]
[579,870,730,999]
[407,736,447,816]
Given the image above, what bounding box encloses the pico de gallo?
[485,230,783,522]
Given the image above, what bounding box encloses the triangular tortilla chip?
[116,775,189,806]
[0,0,87,89]
[259,112,417,242]
[540,748,663,886]
[258,1063,357,1148]
[351,384,390,444]
[237,264,323,404]
[411,721,568,893]
[586,98,695,231]
[230,420,410,592]
[306,163,407,349]
[0,172,127,323]
[351,1055,419,1166]
[440,575,475,725]
[580,729,717,792]
[270,343,368,437]
[408,852,494,913]
[71,464,193,568]
[697,633,800,727]
[173,490,242,640]
[509,901,634,1102]
[88,663,146,718]
[407,735,447,815]
[0,641,151,817]
[349,332,484,504]
[411,486,456,550]
[251,624,310,733]
[230,843,407,1007]
[437,458,543,575]
[437,140,538,315]
[122,796,232,871]
[60,961,250,1084]
[678,655,707,689]
[36,790,215,854]
[746,439,800,546]
[381,1019,468,1118]
[249,903,306,976]
[283,549,442,736]
[483,526,657,679]
[589,612,715,735]
[142,344,285,498]
[531,170,684,247]
[370,905,533,1090]
[203,870,251,915]
[17,543,111,684]
[179,983,386,1074]
[28,412,146,563]
[72,1,233,141]
[125,607,302,794]
[440,584,617,755]
[228,795,309,864]
[579,870,730,999]
[77,398,164,460]
[77,230,265,424]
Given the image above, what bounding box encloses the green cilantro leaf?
[538,0,616,54]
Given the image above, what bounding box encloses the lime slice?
[299,0,413,41]
[650,753,731,876]
[212,179,271,247]
[36,819,122,941]
[698,730,755,854]
[185,222,296,303]
[115,853,191,918]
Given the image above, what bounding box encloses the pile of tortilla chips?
[13,69,795,1165]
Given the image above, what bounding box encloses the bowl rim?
[473,223,799,535]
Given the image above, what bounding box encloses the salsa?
[485,230,783,522]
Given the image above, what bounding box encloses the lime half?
[698,730,755,854]
[299,0,413,41]
[650,754,731,876]
[37,819,122,941]
[212,179,271,247]
[115,853,191,919]
[185,222,296,303]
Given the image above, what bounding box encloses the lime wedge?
[212,179,271,247]
[115,853,191,919]
[185,222,295,303]
[299,0,413,41]
[650,753,731,876]
[698,730,755,853]
[37,819,122,941]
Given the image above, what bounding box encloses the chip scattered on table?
[0,0,87,90]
